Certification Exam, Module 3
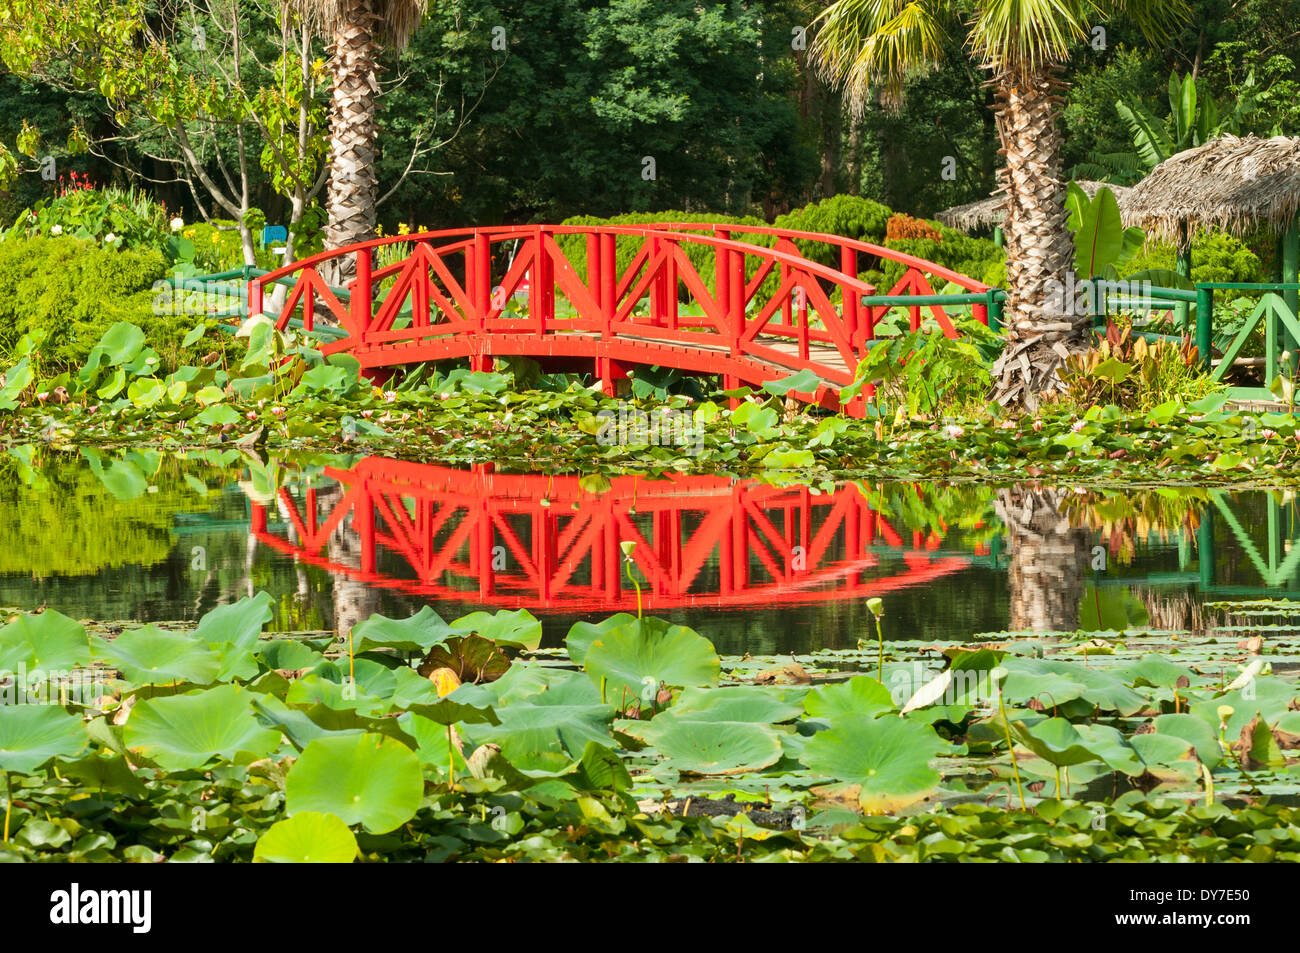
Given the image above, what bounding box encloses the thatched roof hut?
[1118,135,1300,249]
[936,181,1130,231]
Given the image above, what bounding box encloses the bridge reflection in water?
[247,458,985,616]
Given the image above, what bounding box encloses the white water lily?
[104,232,117,244]
[50,224,63,235]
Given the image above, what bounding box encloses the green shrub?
[556,199,1000,300]
[10,183,172,250]
[880,228,1003,290]
[778,195,892,241]
[1120,230,1264,284]
[0,235,231,373]
[775,195,893,266]
[555,210,770,296]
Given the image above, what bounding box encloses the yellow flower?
[397,222,411,236]
[427,667,461,698]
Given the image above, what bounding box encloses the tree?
[1078,69,1261,184]
[0,0,330,265]
[809,0,1188,409]
[285,0,426,258]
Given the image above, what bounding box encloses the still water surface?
[2,451,1296,654]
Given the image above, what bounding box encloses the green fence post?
[1195,286,1213,371]
[986,288,1002,333]
[1283,214,1299,371]
[1175,225,1192,333]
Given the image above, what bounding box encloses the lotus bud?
[620,540,636,557]
[427,666,462,699]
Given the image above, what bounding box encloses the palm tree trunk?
[989,67,1088,410]
[325,0,382,273]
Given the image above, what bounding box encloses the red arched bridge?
[247,458,983,613]
[249,224,996,416]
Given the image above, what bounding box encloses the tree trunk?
[996,487,1090,632]
[324,0,382,276]
[989,67,1088,411]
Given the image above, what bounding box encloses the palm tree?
[287,0,427,258]
[809,0,1187,409]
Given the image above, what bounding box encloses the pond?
[3,448,1297,654]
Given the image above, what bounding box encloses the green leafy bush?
[557,198,1000,299]
[556,210,770,294]
[0,236,229,372]
[1121,230,1264,284]
[880,226,1003,290]
[775,195,893,265]
[9,184,173,251]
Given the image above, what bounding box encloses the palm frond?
[809,0,949,115]
[284,0,426,49]
[1102,0,1190,43]
[968,0,1098,73]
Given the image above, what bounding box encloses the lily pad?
[583,616,720,702]
[0,610,91,673]
[0,705,87,773]
[123,684,281,771]
[801,714,945,811]
[803,677,893,719]
[285,732,423,834]
[639,718,783,776]
[99,625,223,686]
[254,811,358,863]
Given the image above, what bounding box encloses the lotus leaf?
[583,616,720,702]
[802,713,945,811]
[285,733,423,833]
[254,811,358,863]
[0,704,87,773]
[123,685,281,771]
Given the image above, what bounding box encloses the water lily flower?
[944,424,965,439]
[383,390,397,402]
[50,224,63,235]
[1032,419,1044,432]
[271,406,286,417]
[1262,429,1277,440]
[245,411,257,420]
[1071,420,1087,433]
[104,232,117,244]
[361,409,374,418]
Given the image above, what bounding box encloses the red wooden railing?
[248,224,992,416]
[247,458,970,613]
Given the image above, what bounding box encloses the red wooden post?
[715,228,731,322]
[664,237,679,330]
[586,232,600,299]
[473,230,490,328]
[303,285,314,332]
[649,233,664,324]
[840,246,858,345]
[600,232,616,331]
[353,247,372,342]
[535,225,554,335]
[248,278,263,319]
[780,263,792,327]
[414,241,430,328]
[730,242,745,358]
